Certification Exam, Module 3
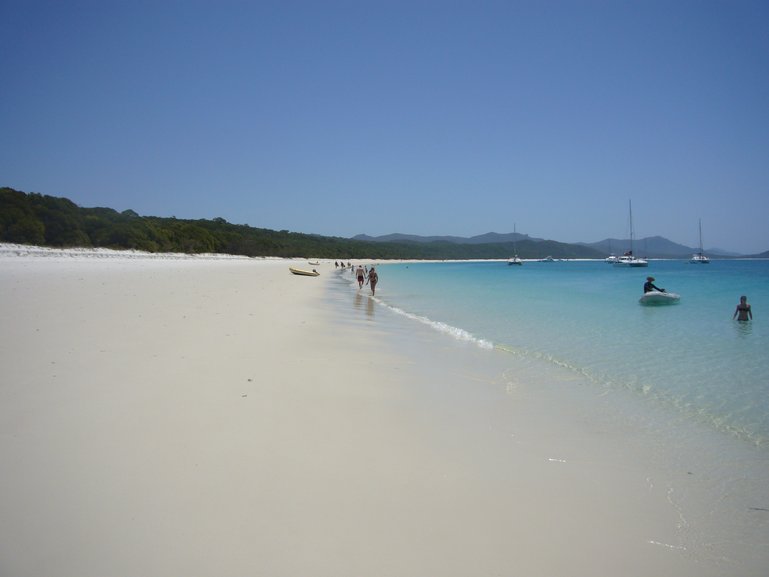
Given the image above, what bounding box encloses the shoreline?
[2,242,767,263]
[1,248,767,575]
[329,264,769,570]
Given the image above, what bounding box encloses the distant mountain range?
[580,236,744,258]
[353,232,540,245]
[352,232,756,258]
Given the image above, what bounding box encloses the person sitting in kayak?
[643,276,665,293]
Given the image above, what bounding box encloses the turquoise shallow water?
[329,259,769,570]
[341,259,769,449]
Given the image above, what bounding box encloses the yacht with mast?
[613,200,648,267]
[507,224,523,265]
[690,219,710,263]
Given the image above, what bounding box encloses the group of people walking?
[334,261,379,295]
[334,260,379,295]
[355,264,378,295]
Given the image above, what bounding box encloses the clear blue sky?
[2,0,768,253]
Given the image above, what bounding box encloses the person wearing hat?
[643,276,665,293]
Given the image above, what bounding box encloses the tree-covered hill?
[0,187,605,260]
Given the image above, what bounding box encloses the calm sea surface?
[337,259,769,450]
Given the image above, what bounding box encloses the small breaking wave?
[373,297,494,349]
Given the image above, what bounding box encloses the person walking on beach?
[733,295,753,321]
[643,276,665,293]
[367,266,379,295]
[356,265,365,289]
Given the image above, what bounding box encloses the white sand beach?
[0,246,762,576]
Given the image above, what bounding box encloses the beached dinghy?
[289,267,319,277]
[639,290,680,305]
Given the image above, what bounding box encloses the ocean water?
[337,259,769,449]
[329,259,769,569]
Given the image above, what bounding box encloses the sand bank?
[0,247,761,576]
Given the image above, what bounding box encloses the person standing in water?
[356,265,365,288]
[733,295,753,321]
[367,266,379,295]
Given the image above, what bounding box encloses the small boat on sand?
[289,267,319,277]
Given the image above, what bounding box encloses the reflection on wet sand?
[354,290,375,319]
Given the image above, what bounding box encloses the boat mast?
[628,200,634,256]
[698,218,704,254]
[513,223,517,255]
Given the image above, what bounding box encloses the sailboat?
[613,200,648,268]
[690,219,710,264]
[507,224,523,265]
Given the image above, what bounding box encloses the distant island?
[2,187,766,259]
[353,232,748,259]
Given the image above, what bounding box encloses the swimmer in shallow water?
[733,295,753,321]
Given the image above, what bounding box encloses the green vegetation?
[0,187,605,259]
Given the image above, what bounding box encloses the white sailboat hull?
[613,256,648,267]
